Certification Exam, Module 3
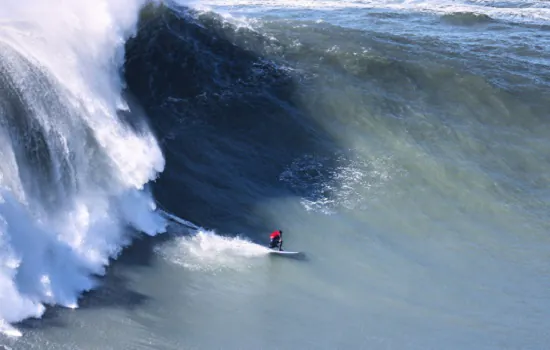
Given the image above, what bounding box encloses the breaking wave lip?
[0,0,166,337]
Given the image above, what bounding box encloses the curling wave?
[0,0,166,336]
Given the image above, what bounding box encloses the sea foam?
[0,0,165,336]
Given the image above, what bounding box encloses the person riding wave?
[269,230,283,251]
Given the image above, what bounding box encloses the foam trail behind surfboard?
[155,229,270,272]
[158,210,200,230]
[155,209,306,264]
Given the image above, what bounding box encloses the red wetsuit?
[269,230,283,249]
[270,230,281,240]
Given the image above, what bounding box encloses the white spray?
[0,0,165,336]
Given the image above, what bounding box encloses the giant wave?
[0,0,166,336]
[3,0,550,341]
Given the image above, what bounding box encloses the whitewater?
[0,0,165,336]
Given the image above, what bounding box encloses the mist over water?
[0,0,166,336]
[156,230,269,272]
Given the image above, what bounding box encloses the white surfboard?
[268,249,302,256]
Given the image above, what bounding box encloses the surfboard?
[268,249,301,256]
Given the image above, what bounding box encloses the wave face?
[121,1,550,239]
[0,0,166,335]
[121,6,550,348]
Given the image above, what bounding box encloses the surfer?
[269,230,283,251]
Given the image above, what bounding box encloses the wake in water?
[0,0,166,336]
[156,229,270,273]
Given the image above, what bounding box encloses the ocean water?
[1,0,549,349]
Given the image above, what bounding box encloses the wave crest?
[0,0,166,335]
